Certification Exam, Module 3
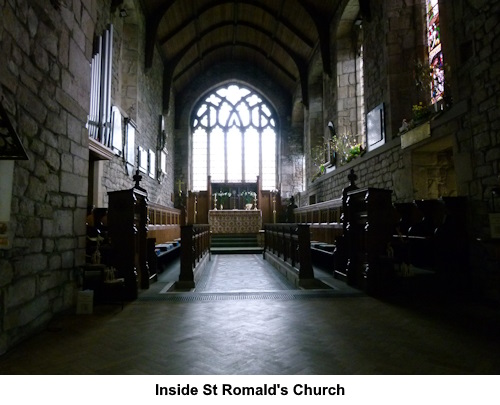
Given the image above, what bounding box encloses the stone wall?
[0,0,109,354]
[445,0,500,300]
[99,2,173,208]
[298,0,500,302]
[298,137,410,206]
[0,0,170,354]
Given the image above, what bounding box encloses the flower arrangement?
[213,191,231,200]
[346,143,365,162]
[213,191,231,209]
[399,102,432,135]
[241,191,257,203]
[310,129,365,183]
[310,140,327,182]
[412,102,431,122]
[330,134,365,166]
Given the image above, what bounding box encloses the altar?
[208,210,262,234]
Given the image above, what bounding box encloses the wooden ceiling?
[138,0,344,106]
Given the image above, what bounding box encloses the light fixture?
[120,8,128,17]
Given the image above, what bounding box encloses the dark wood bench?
[293,197,343,271]
[293,169,359,274]
[390,196,469,294]
[147,203,182,278]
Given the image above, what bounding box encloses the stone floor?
[0,254,500,375]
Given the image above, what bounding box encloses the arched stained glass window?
[191,84,277,191]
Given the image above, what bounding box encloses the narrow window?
[427,0,445,104]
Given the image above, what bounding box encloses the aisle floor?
[0,254,499,374]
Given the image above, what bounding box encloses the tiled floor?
[0,254,499,375]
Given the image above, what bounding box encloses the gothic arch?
[190,83,279,191]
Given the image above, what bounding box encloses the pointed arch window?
[192,84,277,191]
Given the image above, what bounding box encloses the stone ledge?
[400,121,431,149]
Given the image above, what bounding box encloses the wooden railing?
[263,224,313,281]
[178,224,211,289]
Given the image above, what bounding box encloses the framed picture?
[138,146,148,173]
[366,103,385,151]
[149,149,155,178]
[125,118,136,175]
[111,106,123,156]
[160,150,167,174]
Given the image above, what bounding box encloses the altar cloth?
[208,209,262,234]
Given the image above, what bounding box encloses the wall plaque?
[366,103,385,152]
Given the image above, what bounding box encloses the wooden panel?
[148,225,180,245]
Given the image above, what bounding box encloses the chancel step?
[210,233,263,254]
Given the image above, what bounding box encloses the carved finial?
[133,169,142,188]
[348,169,357,187]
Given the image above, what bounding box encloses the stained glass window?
[191,84,277,191]
[427,0,445,104]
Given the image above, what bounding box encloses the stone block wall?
[298,137,410,206]
[0,0,171,354]
[0,0,108,354]
[361,0,425,139]
[99,3,173,208]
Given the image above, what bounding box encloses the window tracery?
[192,84,277,191]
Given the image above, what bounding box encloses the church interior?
[1,0,500,374]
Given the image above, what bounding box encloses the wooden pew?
[391,196,468,294]
[106,188,181,298]
[344,187,397,293]
[147,202,182,274]
[293,198,344,270]
[293,169,359,274]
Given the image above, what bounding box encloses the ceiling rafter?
[144,0,177,68]
[174,41,297,83]
[191,0,203,71]
[298,0,332,77]
[161,21,309,92]
[266,0,286,59]
[156,0,315,50]
[167,20,308,64]
[144,0,330,110]
[162,39,299,113]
